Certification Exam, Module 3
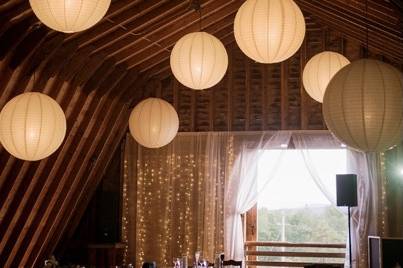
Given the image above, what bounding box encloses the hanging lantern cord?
[189,0,202,31]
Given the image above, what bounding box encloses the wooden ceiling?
[0,0,402,266]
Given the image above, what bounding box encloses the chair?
[222,260,242,267]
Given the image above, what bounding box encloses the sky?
[257,149,347,210]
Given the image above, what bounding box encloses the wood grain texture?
[144,20,402,132]
[0,0,402,266]
[0,3,146,267]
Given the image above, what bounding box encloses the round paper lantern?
[170,32,228,90]
[303,51,350,103]
[0,92,66,161]
[129,98,179,148]
[234,0,306,63]
[29,0,111,33]
[323,59,403,152]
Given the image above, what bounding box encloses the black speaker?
[336,174,357,207]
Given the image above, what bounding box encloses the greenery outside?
[257,205,347,264]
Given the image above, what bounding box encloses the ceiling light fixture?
[0,92,66,161]
[303,51,350,103]
[29,0,111,33]
[170,1,228,90]
[234,0,306,63]
[129,98,179,149]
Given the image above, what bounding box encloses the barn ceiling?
[0,0,402,266]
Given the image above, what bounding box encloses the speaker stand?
[348,206,352,268]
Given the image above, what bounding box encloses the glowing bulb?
[30,0,111,33]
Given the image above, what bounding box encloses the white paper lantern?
[323,59,403,152]
[170,32,228,90]
[303,51,350,103]
[29,0,111,33]
[0,92,66,161]
[234,0,306,63]
[129,98,179,148]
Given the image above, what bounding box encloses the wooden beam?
[1,50,104,267]
[299,40,308,129]
[64,0,162,44]
[296,0,403,62]
[0,34,67,232]
[133,22,237,77]
[0,40,75,223]
[0,22,48,107]
[320,0,400,37]
[0,35,80,268]
[125,1,242,69]
[246,251,345,258]
[85,0,189,54]
[226,47,233,131]
[390,0,403,14]
[92,0,219,58]
[209,86,214,130]
[244,57,251,131]
[0,0,26,14]
[261,64,268,130]
[29,72,139,266]
[0,24,55,189]
[173,78,179,110]
[0,2,31,32]
[146,30,236,79]
[245,241,346,248]
[46,72,147,260]
[14,57,120,266]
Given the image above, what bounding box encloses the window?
[246,148,348,264]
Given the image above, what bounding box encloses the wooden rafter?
[295,0,403,62]
[0,0,402,266]
[0,8,146,266]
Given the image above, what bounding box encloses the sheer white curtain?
[224,131,292,261]
[225,130,380,268]
[287,131,380,268]
[293,131,345,206]
[347,151,380,268]
[124,132,229,266]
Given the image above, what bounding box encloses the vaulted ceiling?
[0,0,402,266]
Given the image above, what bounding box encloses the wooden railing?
[245,241,346,267]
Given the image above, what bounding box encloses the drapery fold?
[124,132,229,267]
[293,132,381,267]
[346,151,381,267]
[224,131,292,261]
[293,132,345,206]
[124,130,384,268]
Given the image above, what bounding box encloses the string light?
[125,134,227,267]
[122,152,129,264]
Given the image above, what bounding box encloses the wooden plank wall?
[143,18,401,132]
[0,18,147,268]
